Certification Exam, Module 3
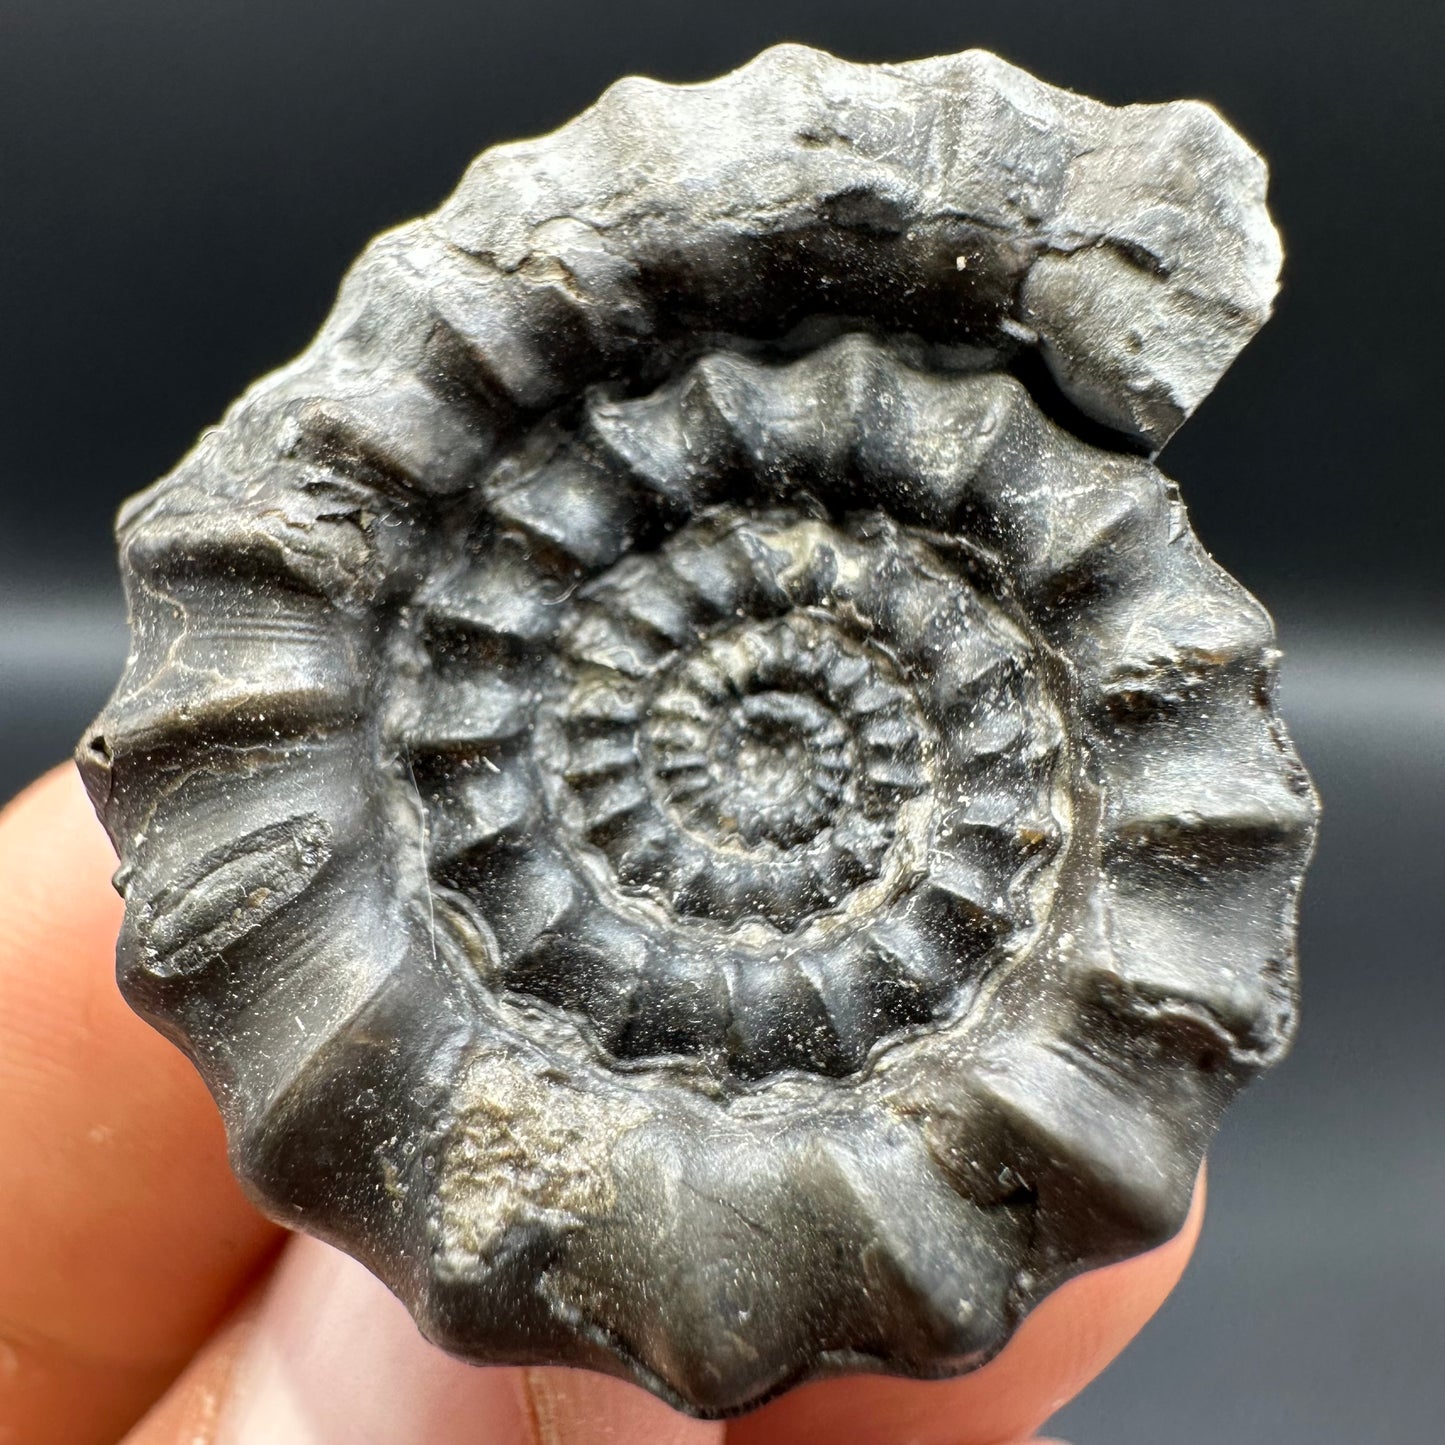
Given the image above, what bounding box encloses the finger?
[729,1171,1205,1445]
[200,1233,724,1445]
[0,766,283,1445]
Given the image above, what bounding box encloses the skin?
[0,767,1203,1445]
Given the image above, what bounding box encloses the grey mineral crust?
[78,45,1316,1417]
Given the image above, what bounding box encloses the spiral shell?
[79,46,1316,1416]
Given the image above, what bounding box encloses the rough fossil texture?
[79,45,1317,1416]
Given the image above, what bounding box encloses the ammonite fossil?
[79,46,1318,1416]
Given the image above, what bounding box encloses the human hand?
[0,766,1202,1445]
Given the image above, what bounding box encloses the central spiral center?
[556,597,930,932]
[640,615,881,856]
[713,691,837,839]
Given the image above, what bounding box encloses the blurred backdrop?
[1,3,1440,1440]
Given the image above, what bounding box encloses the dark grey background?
[1,3,1440,1441]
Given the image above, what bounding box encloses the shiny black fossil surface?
[79,45,1317,1417]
